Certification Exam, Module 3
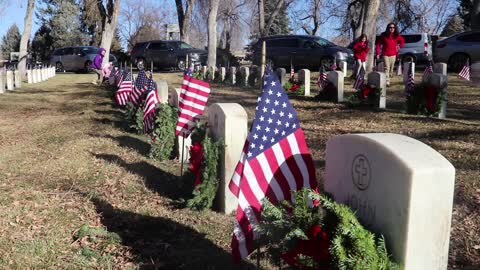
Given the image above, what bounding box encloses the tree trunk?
[363,0,379,72]
[207,0,220,69]
[183,0,196,43]
[258,0,265,36]
[355,1,366,39]
[100,0,121,67]
[472,0,480,30]
[18,0,35,80]
[175,0,185,38]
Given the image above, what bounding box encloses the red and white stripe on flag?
[143,88,160,133]
[115,80,132,106]
[229,129,317,261]
[459,60,470,81]
[175,75,210,137]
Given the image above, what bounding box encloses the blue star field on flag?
[246,70,301,159]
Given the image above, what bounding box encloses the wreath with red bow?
[284,79,306,96]
[406,83,446,116]
[346,85,382,107]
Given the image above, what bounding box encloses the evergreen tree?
[0,24,21,60]
[458,0,473,29]
[31,0,89,61]
[264,0,290,36]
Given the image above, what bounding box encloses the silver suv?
[434,31,480,72]
[397,33,432,63]
[50,46,117,72]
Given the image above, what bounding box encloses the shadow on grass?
[89,196,248,270]
[97,134,151,157]
[93,153,191,202]
[93,117,126,129]
[94,109,125,119]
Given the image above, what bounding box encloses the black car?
[131,40,207,70]
[250,35,354,70]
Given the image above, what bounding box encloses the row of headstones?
[152,79,454,269]
[27,66,56,84]
[0,66,56,94]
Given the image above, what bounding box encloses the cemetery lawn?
[0,72,478,269]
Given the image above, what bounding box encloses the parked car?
[130,40,207,70]
[250,35,354,70]
[434,31,480,72]
[50,46,118,72]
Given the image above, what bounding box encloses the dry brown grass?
[0,71,478,269]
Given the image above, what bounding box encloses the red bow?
[289,84,300,92]
[361,86,371,99]
[280,225,331,270]
[424,85,438,113]
[189,142,204,186]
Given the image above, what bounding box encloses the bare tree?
[175,0,196,43]
[19,0,35,79]
[119,0,166,51]
[207,0,220,69]
[363,0,380,71]
[291,0,336,35]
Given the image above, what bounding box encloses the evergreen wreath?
[248,70,259,87]
[406,82,446,116]
[124,102,144,134]
[315,81,337,102]
[346,84,382,108]
[256,189,400,270]
[284,80,306,96]
[213,70,223,83]
[149,103,178,161]
[187,123,224,211]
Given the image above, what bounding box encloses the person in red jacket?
[353,34,369,78]
[375,23,405,86]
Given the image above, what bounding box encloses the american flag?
[405,61,415,96]
[353,66,365,90]
[175,73,210,137]
[130,69,149,105]
[115,68,123,87]
[317,65,328,90]
[229,69,317,262]
[143,79,160,133]
[290,61,294,81]
[422,60,433,81]
[459,59,470,81]
[115,71,133,106]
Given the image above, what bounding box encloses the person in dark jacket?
[353,34,369,78]
[91,48,106,85]
[375,23,404,86]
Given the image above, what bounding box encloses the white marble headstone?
[6,71,14,90]
[367,72,387,109]
[275,68,286,86]
[325,133,455,270]
[433,63,447,76]
[340,61,348,78]
[207,103,247,214]
[298,69,311,96]
[240,66,249,87]
[229,67,236,85]
[27,69,33,84]
[220,67,226,82]
[327,70,344,102]
[471,62,480,87]
[428,73,448,119]
[156,80,169,104]
[14,70,21,88]
[0,72,5,94]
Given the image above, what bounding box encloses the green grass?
[0,72,478,269]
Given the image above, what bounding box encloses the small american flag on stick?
[175,72,210,137]
[317,65,328,90]
[405,62,415,96]
[229,69,317,262]
[130,69,149,105]
[353,66,365,90]
[143,79,160,133]
[458,59,470,81]
[422,60,433,81]
[115,71,133,106]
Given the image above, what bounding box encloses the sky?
[0,0,44,39]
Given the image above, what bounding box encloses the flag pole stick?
[180,135,185,176]
[186,54,189,70]
[151,61,153,73]
[260,40,266,90]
